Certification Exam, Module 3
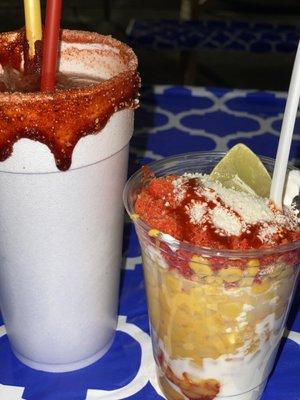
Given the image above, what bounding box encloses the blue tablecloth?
[0,85,299,400]
[127,19,300,53]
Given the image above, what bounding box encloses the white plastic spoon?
[270,41,300,209]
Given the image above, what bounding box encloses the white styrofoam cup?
[0,30,136,372]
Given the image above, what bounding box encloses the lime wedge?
[210,144,271,198]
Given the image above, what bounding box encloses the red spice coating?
[0,29,140,171]
[135,176,300,251]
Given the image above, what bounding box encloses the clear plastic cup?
[0,30,138,372]
[124,152,300,400]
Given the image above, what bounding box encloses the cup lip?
[0,29,138,101]
[0,29,139,173]
[124,151,300,259]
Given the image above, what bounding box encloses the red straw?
[41,0,62,91]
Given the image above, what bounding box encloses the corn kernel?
[240,277,255,287]
[148,229,160,237]
[204,285,219,295]
[189,261,213,276]
[219,267,243,282]
[213,336,226,353]
[226,333,236,345]
[172,292,191,307]
[247,267,259,277]
[218,302,242,318]
[130,213,140,221]
[190,289,206,309]
[247,259,260,267]
[251,280,271,294]
[190,287,204,298]
[165,273,181,293]
[183,342,194,351]
[207,302,218,312]
[190,255,210,264]
[206,276,223,285]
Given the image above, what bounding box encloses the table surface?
[0,85,299,400]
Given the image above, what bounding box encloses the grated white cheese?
[172,177,187,203]
[170,172,299,244]
[203,179,275,225]
[203,187,219,204]
[187,202,207,225]
[258,225,278,245]
[211,206,243,236]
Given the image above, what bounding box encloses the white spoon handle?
[270,41,300,209]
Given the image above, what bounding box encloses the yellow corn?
[251,280,271,294]
[148,229,160,237]
[219,267,243,282]
[247,266,259,277]
[247,258,260,267]
[130,213,140,221]
[206,276,223,285]
[189,261,213,276]
[190,255,210,264]
[240,277,255,287]
[218,302,242,318]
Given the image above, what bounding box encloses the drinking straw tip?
[23,0,42,57]
[41,0,62,91]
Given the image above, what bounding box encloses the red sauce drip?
[174,178,201,242]
[0,29,42,92]
[23,38,42,77]
[0,29,140,171]
[239,225,262,248]
[0,30,23,71]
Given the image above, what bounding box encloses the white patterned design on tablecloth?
[131,86,300,164]
[0,318,299,400]
[86,316,163,400]
[0,318,163,400]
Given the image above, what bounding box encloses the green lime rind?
[210,144,271,198]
